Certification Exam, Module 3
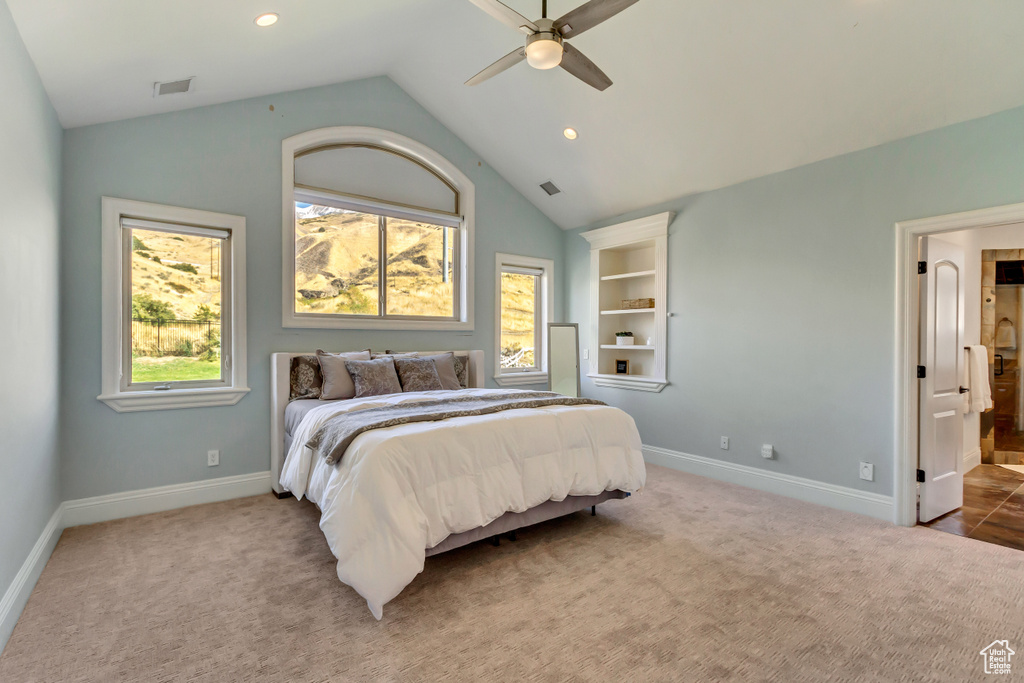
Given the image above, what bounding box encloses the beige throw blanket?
[307,391,606,465]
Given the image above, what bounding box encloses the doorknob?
[959,386,969,394]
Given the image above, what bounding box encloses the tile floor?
[920,464,1024,550]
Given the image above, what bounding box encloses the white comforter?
[280,388,646,619]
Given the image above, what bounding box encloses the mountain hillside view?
[129,228,223,383]
[295,203,536,367]
[294,206,455,317]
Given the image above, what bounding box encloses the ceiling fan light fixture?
[526,35,563,70]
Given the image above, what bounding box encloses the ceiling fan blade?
[554,0,639,39]
[465,47,528,86]
[558,43,612,91]
[467,0,538,34]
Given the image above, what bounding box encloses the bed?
[271,350,646,618]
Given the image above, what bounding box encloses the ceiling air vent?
[153,78,195,97]
[540,180,561,196]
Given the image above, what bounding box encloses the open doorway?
[920,243,1024,549]
[897,211,1024,549]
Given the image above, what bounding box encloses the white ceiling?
[9,0,1024,229]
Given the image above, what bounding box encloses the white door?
[918,236,965,523]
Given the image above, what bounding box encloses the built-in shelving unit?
[580,212,671,393]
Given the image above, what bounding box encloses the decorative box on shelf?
[621,298,655,309]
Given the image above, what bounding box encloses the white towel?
[964,345,992,414]
[996,320,1016,350]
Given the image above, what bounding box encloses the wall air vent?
[540,180,561,196]
[153,78,195,97]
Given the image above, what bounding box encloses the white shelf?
[587,373,668,393]
[600,308,655,315]
[600,270,656,281]
[600,345,655,350]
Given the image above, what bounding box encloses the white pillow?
[315,349,371,400]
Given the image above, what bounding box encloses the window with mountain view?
[126,224,228,385]
[284,128,474,331]
[100,196,247,413]
[500,270,538,370]
[293,201,457,319]
[494,253,553,386]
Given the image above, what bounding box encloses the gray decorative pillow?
[316,349,371,400]
[345,358,403,398]
[421,353,461,390]
[290,355,323,400]
[383,350,469,389]
[452,354,469,389]
[395,358,444,392]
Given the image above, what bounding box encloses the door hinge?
[917,365,926,379]
[918,261,927,274]
[916,469,926,483]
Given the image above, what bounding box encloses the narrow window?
[494,253,554,386]
[500,267,540,371]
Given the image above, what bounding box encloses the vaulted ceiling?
[9,0,1024,228]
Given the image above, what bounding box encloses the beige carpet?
[2,465,1023,682]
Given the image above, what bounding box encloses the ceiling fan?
[466,0,639,91]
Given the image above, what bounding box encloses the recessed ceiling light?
[563,127,578,140]
[254,13,279,27]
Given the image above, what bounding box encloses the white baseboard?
[964,447,982,472]
[643,445,894,521]
[0,504,64,652]
[63,471,273,528]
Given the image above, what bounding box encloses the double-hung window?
[99,198,248,412]
[494,253,554,386]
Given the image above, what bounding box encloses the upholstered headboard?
[269,350,485,495]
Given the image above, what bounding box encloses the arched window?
[281,127,474,330]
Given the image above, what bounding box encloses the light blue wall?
[566,104,1024,497]
[60,77,563,501]
[0,0,63,645]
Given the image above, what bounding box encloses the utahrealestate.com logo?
[980,641,1015,675]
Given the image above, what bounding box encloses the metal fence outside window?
[132,318,220,357]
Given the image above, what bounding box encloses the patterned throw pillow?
[289,355,323,400]
[451,354,469,389]
[345,358,403,398]
[382,350,470,389]
[394,358,444,392]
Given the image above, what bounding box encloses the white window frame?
[494,253,554,387]
[281,127,474,330]
[292,188,462,322]
[99,197,249,413]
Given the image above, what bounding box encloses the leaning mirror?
[548,323,581,398]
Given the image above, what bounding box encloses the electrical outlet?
[859,462,874,481]
[582,348,589,360]
[208,449,220,467]
[761,444,774,459]
[720,436,729,450]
